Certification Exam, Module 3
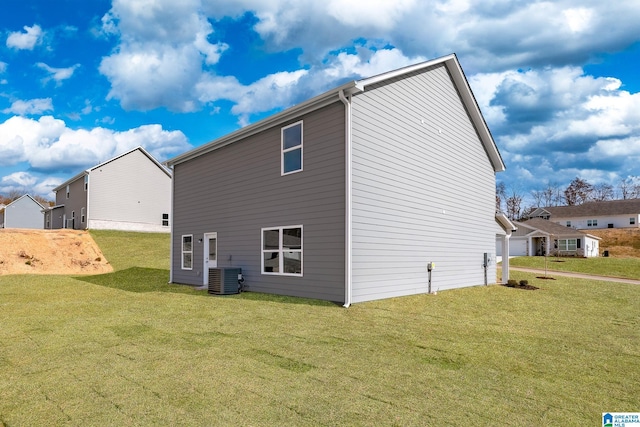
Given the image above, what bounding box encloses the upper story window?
[566,221,571,227]
[587,219,598,227]
[66,185,70,199]
[631,217,636,225]
[282,121,303,175]
[84,175,89,191]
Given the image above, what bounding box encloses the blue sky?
[1,0,640,206]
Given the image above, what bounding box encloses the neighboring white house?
[45,147,172,233]
[529,199,640,230]
[0,194,44,229]
[497,217,600,258]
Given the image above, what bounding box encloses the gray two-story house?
[166,54,509,305]
[46,147,172,232]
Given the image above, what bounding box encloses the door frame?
[203,232,218,286]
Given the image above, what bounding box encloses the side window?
[81,207,85,223]
[631,217,636,225]
[282,121,303,175]
[261,226,303,276]
[66,185,70,199]
[162,213,169,227]
[182,235,193,270]
[84,175,88,191]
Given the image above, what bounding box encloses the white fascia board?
[166,81,358,167]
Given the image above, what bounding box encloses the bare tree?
[542,182,563,206]
[530,189,544,207]
[33,195,54,207]
[619,177,640,200]
[592,183,614,202]
[7,190,22,201]
[564,177,593,205]
[496,182,506,212]
[505,188,524,221]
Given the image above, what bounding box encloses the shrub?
[507,279,518,287]
[519,280,528,286]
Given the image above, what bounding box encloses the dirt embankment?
[0,229,113,275]
[585,228,640,258]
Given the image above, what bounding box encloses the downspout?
[168,165,175,284]
[339,89,352,308]
[85,173,90,230]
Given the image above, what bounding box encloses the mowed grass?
[0,232,639,425]
[509,255,640,280]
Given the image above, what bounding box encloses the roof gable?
[166,54,504,172]
[516,218,600,239]
[53,146,170,192]
[537,199,640,218]
[5,194,45,210]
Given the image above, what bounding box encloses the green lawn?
[508,255,640,280]
[1,231,639,425]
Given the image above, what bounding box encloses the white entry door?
[203,232,218,286]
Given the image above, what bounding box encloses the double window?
[282,121,303,175]
[587,219,598,227]
[557,239,578,251]
[262,226,303,276]
[182,235,193,270]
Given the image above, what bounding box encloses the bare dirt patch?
[0,229,113,275]
[584,228,640,258]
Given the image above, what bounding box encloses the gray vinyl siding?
[172,102,346,302]
[350,63,498,303]
[61,176,87,229]
[88,149,171,231]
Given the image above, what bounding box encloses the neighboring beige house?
[45,147,172,232]
[529,199,640,230]
[497,217,601,258]
[0,194,44,229]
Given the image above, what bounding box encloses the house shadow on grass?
[75,267,336,306]
[75,267,205,295]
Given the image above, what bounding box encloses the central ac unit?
[208,268,242,295]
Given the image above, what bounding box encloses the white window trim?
[281,121,303,176]
[81,207,85,223]
[66,184,70,199]
[557,238,577,251]
[261,225,303,277]
[181,234,193,270]
[84,175,88,191]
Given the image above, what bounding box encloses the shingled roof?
[517,218,590,236]
[533,199,640,218]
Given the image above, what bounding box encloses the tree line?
[497,177,640,221]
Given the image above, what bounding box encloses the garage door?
[510,238,527,256]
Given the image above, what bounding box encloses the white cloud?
[6,24,43,50]
[326,0,416,29]
[2,98,53,115]
[563,8,595,33]
[36,63,80,86]
[0,61,6,73]
[99,0,228,112]
[0,115,191,172]
[1,171,37,187]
